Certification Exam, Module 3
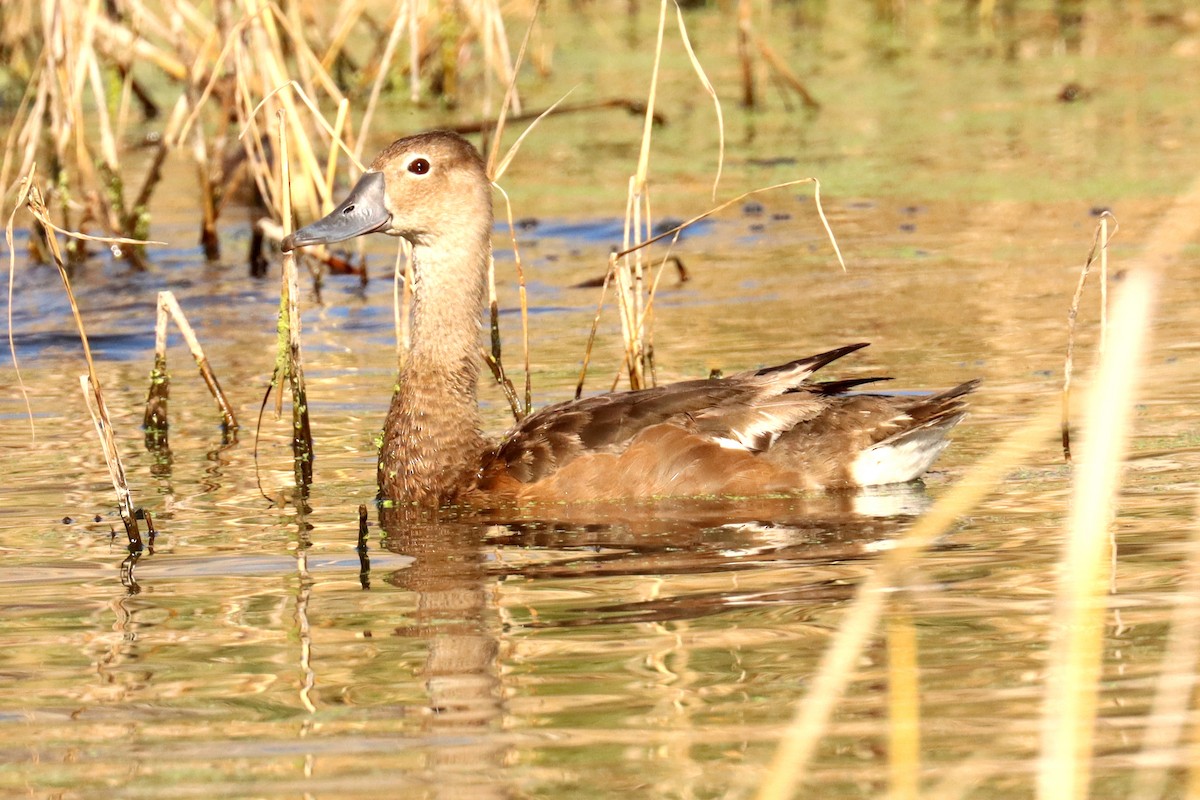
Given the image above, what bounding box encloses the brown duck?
[282,131,978,508]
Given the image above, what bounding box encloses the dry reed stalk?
[754,402,1062,800]
[886,596,920,800]
[79,375,141,549]
[601,0,732,392]
[1062,212,1117,461]
[319,0,370,71]
[492,183,532,417]
[574,180,843,397]
[615,0,669,391]
[276,111,314,489]
[675,4,723,199]
[1037,269,1156,800]
[19,175,148,543]
[471,4,545,421]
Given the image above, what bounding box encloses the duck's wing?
[482,343,872,485]
[769,378,981,486]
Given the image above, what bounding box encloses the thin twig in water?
[1062,212,1118,461]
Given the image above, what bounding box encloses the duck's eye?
[407,158,430,175]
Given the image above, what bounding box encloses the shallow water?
[4,4,1200,798]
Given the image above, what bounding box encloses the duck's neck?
[379,230,491,505]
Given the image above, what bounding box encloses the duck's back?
[475,344,977,503]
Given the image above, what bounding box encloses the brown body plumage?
[282,131,978,509]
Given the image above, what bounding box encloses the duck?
[282,131,978,509]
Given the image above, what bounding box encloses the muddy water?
[3,5,1200,798]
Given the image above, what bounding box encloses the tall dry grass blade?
[0,64,41,203]
[755,402,1062,800]
[406,0,420,104]
[1128,491,1200,800]
[352,2,407,164]
[4,180,36,442]
[485,0,542,179]
[1037,269,1156,800]
[1062,212,1117,462]
[493,183,531,416]
[575,253,618,400]
[635,0,667,190]
[1036,159,1200,796]
[615,179,843,266]
[674,3,724,199]
[319,0,370,70]
[489,88,575,183]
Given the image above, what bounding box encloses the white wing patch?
[701,398,817,452]
[850,415,963,486]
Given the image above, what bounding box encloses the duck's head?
[281,131,490,252]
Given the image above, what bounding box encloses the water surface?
[3,5,1200,797]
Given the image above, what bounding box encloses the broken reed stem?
[1062,212,1117,462]
[357,503,371,590]
[150,291,238,431]
[144,291,171,445]
[754,401,1062,800]
[1037,268,1156,800]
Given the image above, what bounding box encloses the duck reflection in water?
[374,482,930,756]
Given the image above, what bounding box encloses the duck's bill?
[281,171,390,252]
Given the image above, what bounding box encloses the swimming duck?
[282,131,977,508]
